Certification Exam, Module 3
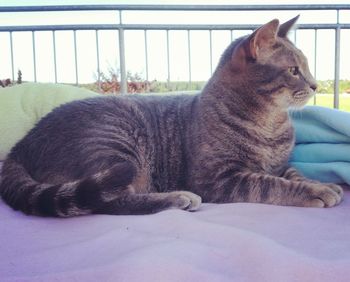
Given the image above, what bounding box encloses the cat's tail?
[0,158,135,217]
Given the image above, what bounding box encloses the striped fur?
[0,17,343,217]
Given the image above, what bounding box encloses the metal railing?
[0,4,350,108]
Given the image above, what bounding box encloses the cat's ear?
[230,19,279,70]
[278,15,299,37]
[248,19,279,59]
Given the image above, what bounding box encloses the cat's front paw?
[301,183,343,208]
[323,183,344,198]
[168,191,202,211]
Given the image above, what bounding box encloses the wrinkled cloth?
[0,184,350,282]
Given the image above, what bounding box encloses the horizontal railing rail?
[0,4,350,11]
[1,23,350,32]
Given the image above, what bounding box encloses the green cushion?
[0,83,99,160]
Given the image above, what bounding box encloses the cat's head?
[220,16,317,109]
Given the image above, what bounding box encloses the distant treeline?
[2,69,349,95]
[84,79,350,95]
[86,70,350,94]
[317,80,350,94]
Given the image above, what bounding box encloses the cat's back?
[10,93,197,182]
[14,93,196,141]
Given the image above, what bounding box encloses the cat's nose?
[310,83,317,91]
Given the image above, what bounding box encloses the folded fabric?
[290,162,350,184]
[290,143,350,163]
[290,106,350,185]
[290,106,350,144]
[0,83,98,160]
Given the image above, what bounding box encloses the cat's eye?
[288,66,299,76]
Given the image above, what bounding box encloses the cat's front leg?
[211,172,343,208]
[281,166,344,198]
[281,166,309,182]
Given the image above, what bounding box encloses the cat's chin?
[289,100,312,109]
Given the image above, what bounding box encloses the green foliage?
[0,69,23,88]
[149,81,206,93]
[340,80,350,94]
[90,67,207,94]
[316,80,333,94]
[317,80,350,94]
[91,68,151,94]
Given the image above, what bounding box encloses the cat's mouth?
[292,90,314,107]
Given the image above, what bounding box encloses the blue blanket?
[290,106,350,184]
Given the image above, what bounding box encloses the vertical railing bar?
[166,29,170,90]
[9,31,14,81]
[231,30,234,42]
[73,30,79,85]
[95,29,101,91]
[334,9,340,109]
[209,30,213,75]
[188,29,192,89]
[118,10,127,94]
[52,30,57,83]
[32,31,37,82]
[313,29,318,105]
[144,29,149,82]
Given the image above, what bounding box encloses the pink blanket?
[1,182,350,282]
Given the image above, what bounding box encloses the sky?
[0,0,349,84]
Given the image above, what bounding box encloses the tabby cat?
[0,16,343,217]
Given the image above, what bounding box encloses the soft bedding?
[0,175,349,281]
[1,84,350,281]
